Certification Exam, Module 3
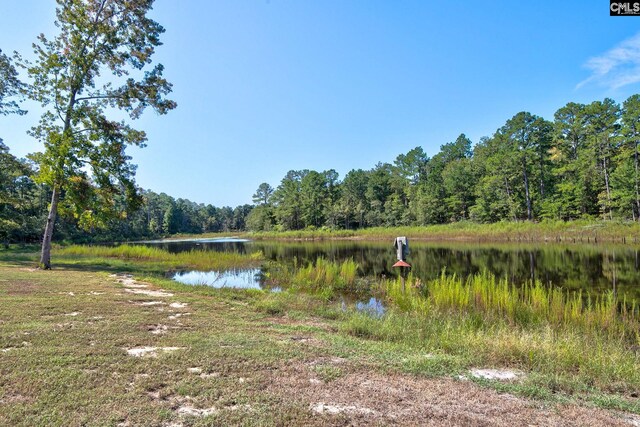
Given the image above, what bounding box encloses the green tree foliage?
[272,170,305,230]
[583,99,621,220]
[0,49,29,246]
[338,169,368,229]
[619,95,640,220]
[3,82,640,243]
[24,0,176,268]
[0,49,25,116]
[252,183,274,206]
[252,97,640,229]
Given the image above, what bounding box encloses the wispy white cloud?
[577,32,640,90]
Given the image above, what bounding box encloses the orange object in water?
[392,260,411,268]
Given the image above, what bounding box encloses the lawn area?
[1,253,639,426]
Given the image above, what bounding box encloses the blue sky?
[1,1,640,207]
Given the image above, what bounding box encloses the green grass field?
[1,247,639,426]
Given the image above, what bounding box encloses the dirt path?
[267,362,636,426]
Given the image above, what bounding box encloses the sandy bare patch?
[311,402,377,416]
[266,363,631,426]
[123,283,148,289]
[187,367,202,374]
[148,324,170,335]
[199,372,220,379]
[1,347,15,353]
[0,393,30,404]
[470,368,524,381]
[65,311,81,317]
[126,346,183,358]
[88,291,105,295]
[124,288,173,297]
[169,302,188,309]
[168,313,191,320]
[176,405,218,417]
[623,414,640,426]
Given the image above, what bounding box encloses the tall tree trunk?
[635,138,640,222]
[522,158,533,220]
[40,186,60,269]
[39,86,77,269]
[504,177,517,221]
[603,157,613,220]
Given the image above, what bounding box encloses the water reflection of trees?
[153,240,640,301]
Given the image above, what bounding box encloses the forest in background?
[2,94,640,243]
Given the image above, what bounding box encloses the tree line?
[3,94,640,244]
[0,147,252,245]
[247,96,640,231]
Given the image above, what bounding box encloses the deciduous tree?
[24,0,176,268]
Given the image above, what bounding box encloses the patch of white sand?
[199,372,220,379]
[470,368,523,381]
[170,302,188,309]
[624,414,640,426]
[150,324,169,335]
[168,313,191,320]
[123,283,148,289]
[176,405,218,417]
[124,288,173,297]
[311,402,376,415]
[126,346,182,358]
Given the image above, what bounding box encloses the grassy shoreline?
[1,247,639,424]
[161,220,640,244]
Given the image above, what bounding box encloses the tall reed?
[383,271,639,341]
[56,244,262,271]
[293,258,359,290]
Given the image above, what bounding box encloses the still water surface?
[149,238,640,302]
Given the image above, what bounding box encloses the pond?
[147,238,640,302]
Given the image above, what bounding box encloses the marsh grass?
[262,258,362,300]
[55,244,262,271]
[290,258,360,299]
[334,271,640,395]
[383,272,639,340]
[248,219,640,243]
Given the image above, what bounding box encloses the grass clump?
[55,244,262,271]
[384,272,639,340]
[338,272,640,396]
[293,258,359,290]
[263,258,363,300]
